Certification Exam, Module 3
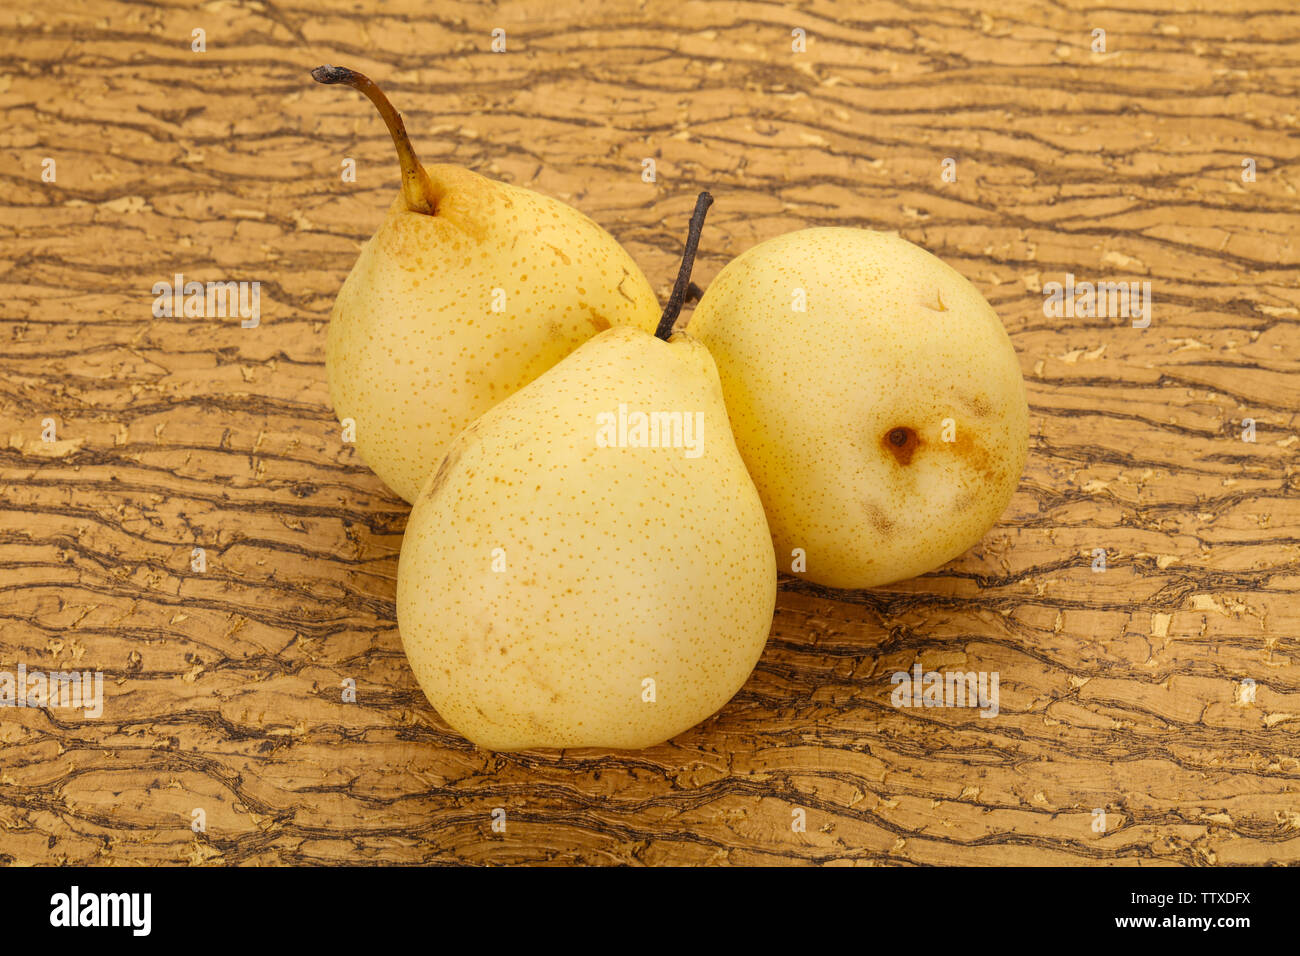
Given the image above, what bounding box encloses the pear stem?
[311,65,438,216]
[654,191,714,341]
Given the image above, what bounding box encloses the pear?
[396,195,777,750]
[689,227,1028,590]
[312,66,660,502]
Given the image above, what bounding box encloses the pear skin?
[314,67,660,503]
[689,227,1029,589]
[327,166,661,502]
[396,326,777,750]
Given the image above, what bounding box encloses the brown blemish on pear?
[947,426,999,484]
[422,419,479,501]
[882,426,920,465]
[424,455,454,501]
[923,291,948,312]
[863,502,896,537]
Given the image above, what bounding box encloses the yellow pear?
[312,66,660,502]
[396,196,776,750]
[689,227,1028,589]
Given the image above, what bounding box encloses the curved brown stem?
[312,65,438,216]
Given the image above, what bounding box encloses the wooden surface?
[1,0,1298,866]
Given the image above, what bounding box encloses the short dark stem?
[654,192,714,341]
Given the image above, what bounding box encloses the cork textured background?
[1,0,1298,865]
